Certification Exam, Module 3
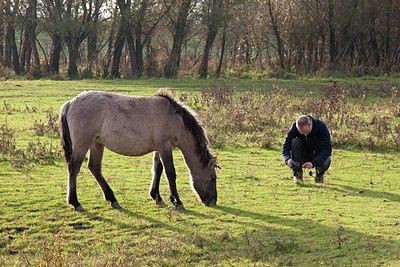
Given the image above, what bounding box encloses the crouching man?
[282,115,332,183]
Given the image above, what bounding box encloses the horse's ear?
[208,157,220,169]
[207,157,216,168]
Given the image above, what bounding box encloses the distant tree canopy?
[0,0,399,79]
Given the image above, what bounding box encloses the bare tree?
[2,0,400,77]
[0,1,5,65]
[4,0,21,74]
[164,0,192,78]
[42,0,65,74]
[215,19,226,78]
[130,0,173,77]
[198,0,222,78]
[22,0,41,76]
[266,0,285,71]
[327,0,336,71]
[64,0,103,78]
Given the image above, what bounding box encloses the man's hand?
[302,162,313,169]
[286,159,294,168]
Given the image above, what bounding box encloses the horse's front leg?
[159,145,185,211]
[149,152,166,207]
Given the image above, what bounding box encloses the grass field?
[0,78,399,266]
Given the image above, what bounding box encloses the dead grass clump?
[32,108,59,136]
[0,122,16,155]
[26,139,60,165]
[0,122,61,171]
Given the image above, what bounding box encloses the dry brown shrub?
[184,83,400,150]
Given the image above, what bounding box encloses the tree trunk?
[383,0,392,71]
[267,0,285,71]
[87,31,97,73]
[368,7,380,67]
[126,30,139,77]
[6,22,20,74]
[199,26,218,78]
[245,37,251,69]
[328,0,336,70]
[4,30,11,68]
[102,33,114,77]
[47,0,63,75]
[0,1,3,64]
[4,0,20,74]
[20,31,29,73]
[115,0,137,77]
[164,0,192,78]
[133,0,149,77]
[65,38,78,78]
[26,0,40,76]
[199,0,220,78]
[50,33,62,74]
[145,40,158,76]
[111,24,125,78]
[102,9,119,78]
[215,24,226,78]
[135,37,144,76]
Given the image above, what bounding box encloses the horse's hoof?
[156,199,166,207]
[175,204,185,211]
[75,205,85,212]
[111,201,122,209]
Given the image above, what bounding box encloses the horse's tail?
[59,101,72,163]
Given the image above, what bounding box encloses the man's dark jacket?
[282,116,332,167]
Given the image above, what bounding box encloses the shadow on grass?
[279,180,400,203]
[213,205,400,262]
[323,184,400,203]
[338,185,400,202]
[77,206,228,264]
[79,207,189,235]
[76,203,399,265]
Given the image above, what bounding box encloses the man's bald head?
[296,115,312,135]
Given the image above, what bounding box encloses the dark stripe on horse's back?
[59,101,73,163]
[156,89,213,166]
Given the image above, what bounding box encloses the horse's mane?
[156,88,213,166]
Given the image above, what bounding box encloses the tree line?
[1,0,399,79]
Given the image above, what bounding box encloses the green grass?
[2,75,400,96]
[0,79,399,266]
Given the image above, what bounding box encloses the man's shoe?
[293,172,303,184]
[315,173,324,183]
[291,161,303,184]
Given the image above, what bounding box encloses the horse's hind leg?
[67,154,85,211]
[149,152,166,207]
[88,143,121,209]
[159,145,185,211]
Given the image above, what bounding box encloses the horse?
[59,89,218,211]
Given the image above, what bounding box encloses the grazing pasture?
[0,78,399,266]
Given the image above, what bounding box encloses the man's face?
[298,124,312,136]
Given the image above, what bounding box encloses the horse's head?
[191,157,219,206]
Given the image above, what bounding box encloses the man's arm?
[282,124,297,164]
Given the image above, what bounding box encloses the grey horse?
[59,89,218,211]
